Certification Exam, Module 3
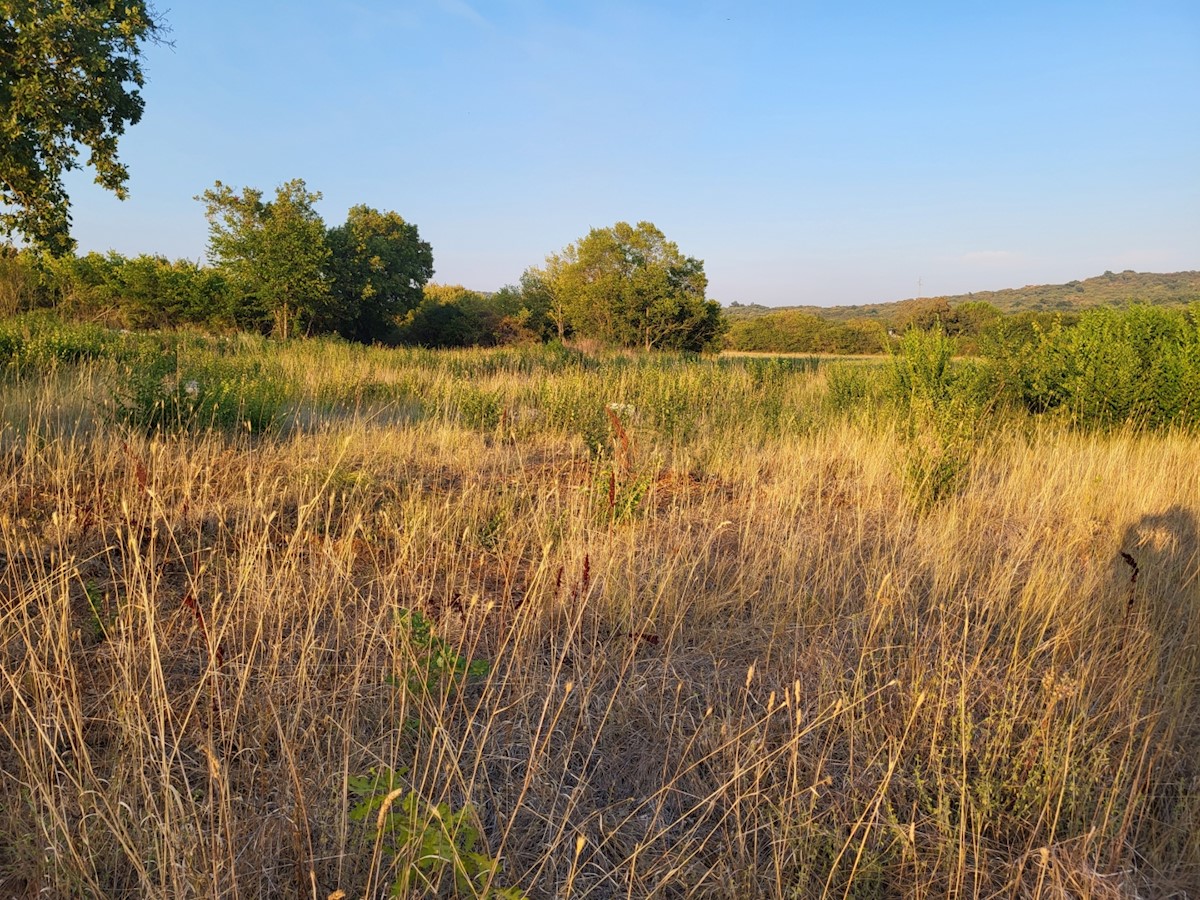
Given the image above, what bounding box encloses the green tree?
[726,310,885,354]
[198,179,331,339]
[728,310,830,352]
[397,284,489,347]
[947,300,1003,353]
[396,282,553,348]
[107,254,227,328]
[325,205,433,343]
[0,1,162,254]
[892,296,953,332]
[548,221,726,352]
[493,279,553,343]
[0,246,47,315]
[41,250,121,316]
[524,256,571,340]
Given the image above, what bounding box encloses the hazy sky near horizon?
[62,0,1199,307]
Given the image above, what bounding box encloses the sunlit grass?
[0,332,1197,897]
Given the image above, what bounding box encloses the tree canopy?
[0,1,162,254]
[537,221,725,352]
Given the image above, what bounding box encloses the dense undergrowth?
[0,316,1197,897]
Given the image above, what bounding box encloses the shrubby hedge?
[726,310,884,354]
[986,305,1200,429]
[4,300,1200,439]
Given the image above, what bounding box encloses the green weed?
[392,609,490,696]
[111,339,288,433]
[349,767,526,899]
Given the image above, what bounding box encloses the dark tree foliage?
[0,1,163,254]
[396,284,538,348]
[987,305,1200,428]
[326,206,433,343]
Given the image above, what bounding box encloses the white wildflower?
[606,402,636,418]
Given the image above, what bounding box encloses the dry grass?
[0,341,1197,898]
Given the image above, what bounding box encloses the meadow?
[0,317,1197,898]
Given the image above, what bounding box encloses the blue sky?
[63,0,1199,306]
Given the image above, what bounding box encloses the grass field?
[1,327,1197,898]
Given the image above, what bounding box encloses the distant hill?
[725,270,1200,322]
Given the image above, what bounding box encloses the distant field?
[1,322,1197,898]
[720,349,885,360]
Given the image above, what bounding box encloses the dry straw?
[0,341,1197,897]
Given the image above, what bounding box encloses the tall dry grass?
[0,339,1197,898]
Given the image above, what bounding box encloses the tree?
[394,283,551,348]
[106,254,227,329]
[726,310,885,354]
[728,310,831,353]
[546,221,726,352]
[326,205,433,343]
[893,296,953,332]
[198,179,331,339]
[1,1,162,254]
[495,277,555,342]
[40,249,121,316]
[0,246,46,315]
[523,256,571,340]
[398,284,492,347]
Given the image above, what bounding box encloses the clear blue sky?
[63,0,1199,306]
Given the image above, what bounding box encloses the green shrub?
[112,339,288,433]
[0,327,22,368]
[888,329,995,508]
[0,313,116,373]
[825,361,885,414]
[986,305,1200,430]
[456,386,504,430]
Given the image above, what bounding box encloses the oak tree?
[326,205,433,343]
[1,1,162,254]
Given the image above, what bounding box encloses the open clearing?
[1,333,1197,898]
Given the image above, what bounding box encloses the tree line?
[0,177,727,351]
[3,5,731,351]
[725,297,1019,355]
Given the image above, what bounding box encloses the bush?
[112,338,289,433]
[825,361,885,414]
[0,313,116,373]
[726,310,883,354]
[887,328,996,507]
[987,305,1200,430]
[0,247,50,316]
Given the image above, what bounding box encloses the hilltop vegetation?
[725,270,1200,355]
[726,269,1200,322]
